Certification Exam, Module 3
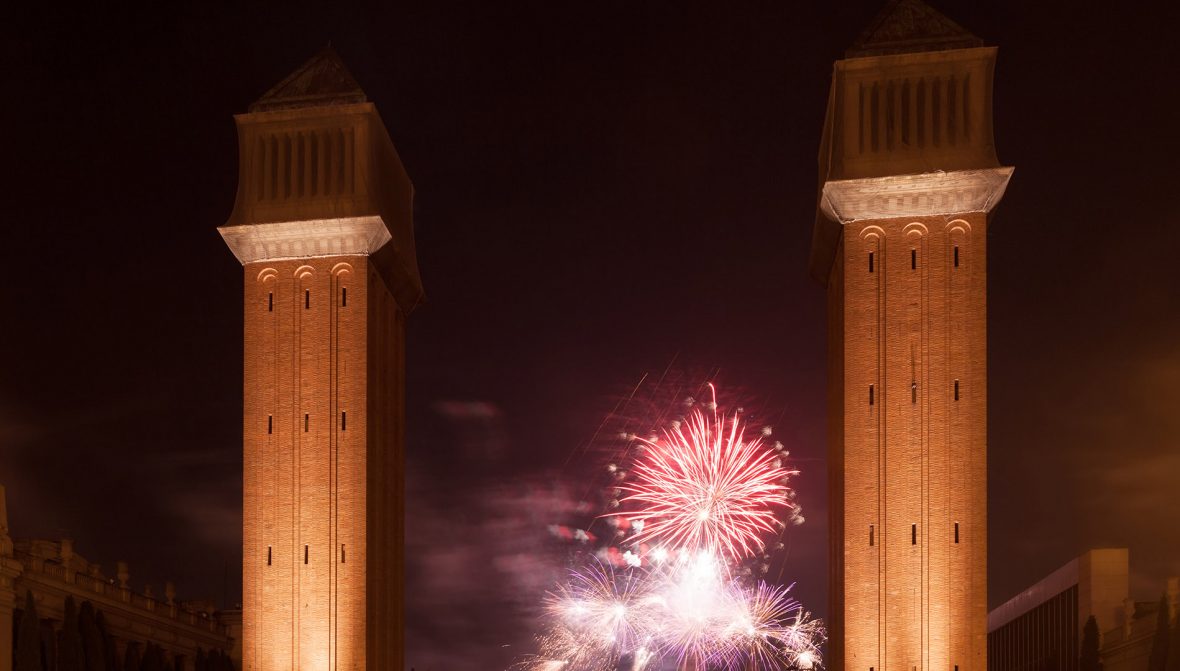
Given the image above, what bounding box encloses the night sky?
[5,1,1179,669]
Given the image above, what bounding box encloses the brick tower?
[809,3,1011,671]
[220,48,422,671]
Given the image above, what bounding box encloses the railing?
[14,549,229,636]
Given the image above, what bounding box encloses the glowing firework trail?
[609,387,798,560]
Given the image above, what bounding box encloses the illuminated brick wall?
[242,255,406,670]
[243,255,403,670]
[828,213,988,671]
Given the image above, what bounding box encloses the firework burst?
[533,553,824,670]
[609,387,798,561]
[519,384,824,671]
[546,561,656,656]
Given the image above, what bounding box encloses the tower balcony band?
[219,49,423,311]
[810,0,1013,284]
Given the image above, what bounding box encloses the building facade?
[0,485,235,671]
[988,549,1180,671]
[810,3,1012,671]
[987,549,1129,671]
[219,49,423,671]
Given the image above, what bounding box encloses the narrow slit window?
[869,384,875,406]
[267,546,272,566]
[304,545,309,564]
[869,525,875,546]
[869,251,875,273]
[341,411,347,431]
[911,249,917,269]
[305,289,310,309]
[267,415,273,434]
[911,524,917,545]
[954,246,960,268]
[268,292,273,312]
[341,544,346,563]
[912,381,918,404]
[955,522,960,544]
[954,379,960,401]
[870,84,880,152]
[341,287,347,307]
[304,414,309,432]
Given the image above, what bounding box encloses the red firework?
[609,386,797,560]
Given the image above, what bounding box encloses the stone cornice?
[15,572,229,645]
[820,167,1013,223]
[218,216,392,265]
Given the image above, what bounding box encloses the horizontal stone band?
[219,215,392,265]
[821,167,1013,223]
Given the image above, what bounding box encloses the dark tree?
[139,643,164,671]
[94,610,118,671]
[78,601,106,671]
[1149,595,1171,671]
[15,590,43,671]
[1081,615,1102,671]
[122,642,142,671]
[58,595,83,671]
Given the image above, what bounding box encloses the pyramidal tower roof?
[249,46,367,113]
[847,0,982,58]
